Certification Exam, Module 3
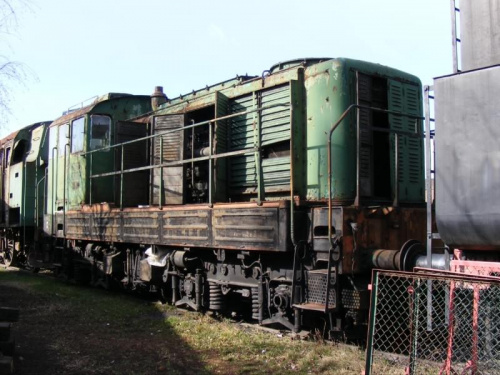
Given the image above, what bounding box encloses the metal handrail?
[63,143,69,236]
[90,146,259,179]
[82,103,291,157]
[86,102,291,209]
[51,147,57,235]
[35,172,47,230]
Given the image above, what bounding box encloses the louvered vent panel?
[228,84,292,195]
[152,115,184,205]
[216,94,229,154]
[154,115,184,163]
[229,95,254,151]
[404,86,422,184]
[389,82,407,184]
[215,92,229,201]
[388,80,423,202]
[260,85,291,145]
[229,155,290,188]
[357,73,374,196]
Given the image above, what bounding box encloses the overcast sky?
[2,0,452,137]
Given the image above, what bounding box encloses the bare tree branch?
[0,0,34,130]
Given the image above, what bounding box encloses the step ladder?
[293,245,337,313]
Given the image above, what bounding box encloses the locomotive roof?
[269,57,333,73]
[0,121,51,148]
[157,75,256,108]
[0,129,21,145]
[49,93,142,127]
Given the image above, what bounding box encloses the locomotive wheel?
[1,239,17,267]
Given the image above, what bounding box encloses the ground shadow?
[0,268,211,375]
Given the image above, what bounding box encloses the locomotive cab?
[0,122,50,267]
[43,94,152,237]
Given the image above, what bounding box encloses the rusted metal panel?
[65,213,91,238]
[335,206,426,274]
[161,209,210,247]
[122,212,161,243]
[90,213,120,241]
[65,202,290,252]
[212,207,287,251]
[311,207,343,252]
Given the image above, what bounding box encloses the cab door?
[45,123,69,235]
[68,117,86,209]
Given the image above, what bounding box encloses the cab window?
[90,115,111,151]
[48,127,57,159]
[5,148,10,167]
[71,117,85,153]
[58,124,69,156]
[12,140,27,164]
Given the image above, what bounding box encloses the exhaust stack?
[151,86,167,111]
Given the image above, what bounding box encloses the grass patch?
[0,268,387,374]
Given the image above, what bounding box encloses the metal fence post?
[365,270,379,375]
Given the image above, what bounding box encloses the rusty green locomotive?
[0,58,427,336]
